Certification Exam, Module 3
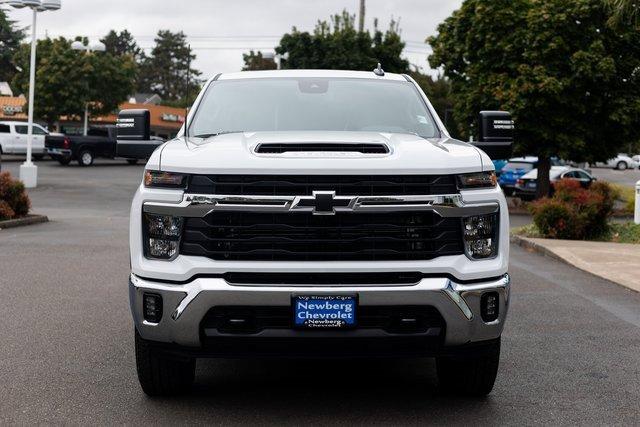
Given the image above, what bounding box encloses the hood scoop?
[254,142,390,155]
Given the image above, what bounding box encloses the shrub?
[0,200,15,221]
[0,172,31,220]
[530,198,583,239]
[529,179,615,240]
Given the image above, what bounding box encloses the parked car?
[514,166,595,200]
[126,69,514,397]
[632,155,640,168]
[594,154,638,170]
[45,126,164,166]
[0,121,49,160]
[492,159,508,177]
[498,157,565,195]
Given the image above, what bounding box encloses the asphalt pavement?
[589,166,640,188]
[1,158,639,425]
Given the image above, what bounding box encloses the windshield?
[188,78,439,140]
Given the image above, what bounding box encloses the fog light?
[481,292,499,322]
[462,214,498,259]
[148,238,179,259]
[143,293,163,323]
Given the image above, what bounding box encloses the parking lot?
[590,166,640,188]
[1,157,639,424]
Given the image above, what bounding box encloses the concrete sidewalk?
[511,235,640,293]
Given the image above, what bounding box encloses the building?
[92,102,185,140]
[0,86,185,139]
[0,95,27,121]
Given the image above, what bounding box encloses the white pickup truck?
[123,69,513,397]
[0,121,48,159]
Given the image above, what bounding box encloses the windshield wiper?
[193,131,245,139]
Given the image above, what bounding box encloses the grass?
[512,222,640,244]
[605,222,640,244]
[609,183,635,215]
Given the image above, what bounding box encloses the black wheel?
[57,157,71,166]
[616,161,627,170]
[126,159,138,165]
[436,338,501,397]
[78,149,94,166]
[32,154,45,161]
[134,329,195,397]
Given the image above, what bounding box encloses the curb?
[0,214,49,230]
[510,234,638,293]
[510,234,565,263]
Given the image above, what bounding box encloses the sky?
[6,0,463,78]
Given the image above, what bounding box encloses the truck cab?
[125,69,513,397]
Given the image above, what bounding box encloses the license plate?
[527,182,536,188]
[293,295,357,329]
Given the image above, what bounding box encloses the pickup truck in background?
[45,125,164,166]
[0,121,49,160]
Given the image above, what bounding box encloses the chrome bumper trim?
[130,273,510,347]
[143,193,499,217]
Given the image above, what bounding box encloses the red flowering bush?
[0,172,31,220]
[529,179,614,239]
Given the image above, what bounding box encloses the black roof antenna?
[373,62,384,76]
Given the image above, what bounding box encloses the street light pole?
[71,40,105,136]
[20,6,38,185]
[4,0,62,188]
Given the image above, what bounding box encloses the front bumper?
[46,148,71,157]
[130,273,510,351]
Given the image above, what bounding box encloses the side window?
[33,125,47,135]
[15,125,27,135]
[562,171,577,179]
[576,171,591,180]
[0,124,10,133]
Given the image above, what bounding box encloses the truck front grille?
[180,211,464,261]
[187,174,458,196]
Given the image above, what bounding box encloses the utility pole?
[358,0,366,32]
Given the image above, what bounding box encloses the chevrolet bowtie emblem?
[297,191,350,215]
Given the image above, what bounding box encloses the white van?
[0,121,48,159]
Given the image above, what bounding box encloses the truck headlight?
[144,170,187,188]
[143,213,183,260]
[457,171,497,189]
[462,213,498,259]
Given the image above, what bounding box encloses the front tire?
[436,338,501,397]
[78,150,94,166]
[134,329,195,397]
[616,161,628,170]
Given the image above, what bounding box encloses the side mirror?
[473,111,514,160]
[116,109,150,141]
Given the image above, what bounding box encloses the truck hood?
[156,131,488,175]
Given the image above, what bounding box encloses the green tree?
[101,29,144,62]
[242,50,277,71]
[429,0,640,198]
[137,30,201,106]
[0,7,25,83]
[605,0,639,29]
[12,37,136,125]
[275,10,409,73]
